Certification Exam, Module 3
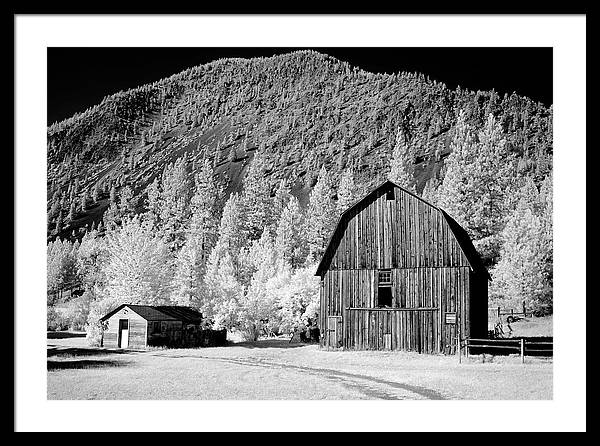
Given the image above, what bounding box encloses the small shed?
[100,304,225,349]
[315,180,490,354]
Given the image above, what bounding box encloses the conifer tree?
[92,183,100,202]
[273,178,293,222]
[80,190,89,212]
[171,159,220,307]
[337,168,357,214]
[421,176,441,205]
[205,192,247,282]
[436,112,516,264]
[54,210,63,236]
[119,185,135,217]
[388,127,415,192]
[241,152,274,241]
[68,199,77,222]
[109,184,117,204]
[275,195,306,268]
[157,156,193,250]
[304,165,337,262]
[188,159,220,263]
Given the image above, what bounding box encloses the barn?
[100,304,226,349]
[316,180,489,354]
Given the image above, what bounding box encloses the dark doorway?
[378,287,392,307]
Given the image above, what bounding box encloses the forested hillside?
[46,50,553,342]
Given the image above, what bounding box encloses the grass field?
[47,328,552,400]
[508,315,553,337]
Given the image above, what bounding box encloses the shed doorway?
[118,319,129,348]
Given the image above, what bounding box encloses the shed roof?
[315,180,490,279]
[100,304,203,323]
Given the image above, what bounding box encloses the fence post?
[457,337,461,364]
[520,338,525,364]
[465,338,469,359]
[497,306,500,318]
[523,301,527,317]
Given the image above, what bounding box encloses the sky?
[47,47,552,125]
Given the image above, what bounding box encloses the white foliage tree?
[490,174,553,314]
[277,262,320,335]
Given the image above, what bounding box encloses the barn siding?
[319,184,485,354]
[326,186,471,272]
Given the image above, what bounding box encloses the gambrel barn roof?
[315,180,490,279]
[100,304,203,323]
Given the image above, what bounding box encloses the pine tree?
[337,168,357,214]
[275,195,306,268]
[157,156,193,250]
[421,176,441,204]
[171,236,205,308]
[80,190,89,212]
[205,192,247,282]
[273,178,292,221]
[388,127,415,192]
[54,210,63,236]
[68,199,77,222]
[436,112,516,264]
[92,183,100,202]
[109,184,117,204]
[119,185,135,217]
[188,159,220,264]
[304,165,337,262]
[171,160,221,307]
[241,152,274,241]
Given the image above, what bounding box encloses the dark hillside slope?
[47,50,552,241]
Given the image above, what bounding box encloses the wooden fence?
[488,302,531,321]
[457,337,553,363]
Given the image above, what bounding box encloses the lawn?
[508,315,553,337]
[47,332,552,400]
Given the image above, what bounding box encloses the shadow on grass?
[232,338,314,349]
[47,347,130,358]
[47,359,125,371]
[47,331,86,339]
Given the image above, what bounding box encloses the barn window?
[378,269,392,285]
[377,269,393,307]
[386,189,395,201]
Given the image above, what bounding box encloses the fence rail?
[458,337,553,363]
[488,302,531,320]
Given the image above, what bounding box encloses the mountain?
[47,50,553,241]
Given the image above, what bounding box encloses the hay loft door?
[118,319,129,348]
[327,316,342,349]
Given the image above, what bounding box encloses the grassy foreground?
[47,330,552,400]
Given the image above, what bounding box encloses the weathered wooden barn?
[316,180,489,354]
[100,304,225,349]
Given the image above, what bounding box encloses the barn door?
[118,319,129,348]
[327,316,342,349]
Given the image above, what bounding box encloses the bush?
[47,305,69,331]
